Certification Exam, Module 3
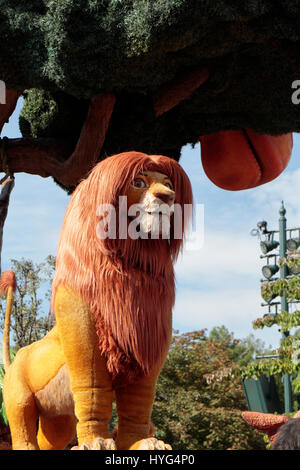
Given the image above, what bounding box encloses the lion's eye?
[131,178,147,189]
[165,182,173,190]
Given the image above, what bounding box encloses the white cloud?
[175,230,260,287]
[250,168,300,228]
[174,286,258,329]
[173,285,280,348]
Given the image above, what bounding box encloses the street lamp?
[287,238,300,251]
[262,264,279,280]
[248,201,294,414]
[257,220,268,233]
[260,240,280,254]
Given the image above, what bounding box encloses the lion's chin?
[138,212,171,239]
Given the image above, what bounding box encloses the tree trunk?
[0,177,15,272]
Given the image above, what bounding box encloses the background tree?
[150,330,266,450]
[0,256,55,350]
[0,1,299,192]
[208,325,272,367]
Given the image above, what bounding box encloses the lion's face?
[126,170,175,237]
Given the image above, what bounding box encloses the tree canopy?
[0,1,299,191]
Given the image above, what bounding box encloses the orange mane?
[51,151,193,386]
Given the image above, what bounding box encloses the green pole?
[279,201,293,413]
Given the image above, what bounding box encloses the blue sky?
[2,97,300,350]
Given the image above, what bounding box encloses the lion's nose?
[153,191,175,205]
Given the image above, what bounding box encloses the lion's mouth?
[132,206,173,237]
[138,205,174,216]
[145,211,170,215]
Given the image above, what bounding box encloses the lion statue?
[1,151,193,450]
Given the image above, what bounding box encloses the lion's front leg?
[115,364,171,450]
[54,284,115,449]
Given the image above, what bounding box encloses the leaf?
[0,402,8,427]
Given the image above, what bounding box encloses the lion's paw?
[135,437,172,450]
[72,437,116,450]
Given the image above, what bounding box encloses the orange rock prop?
[200,130,293,191]
[242,410,300,449]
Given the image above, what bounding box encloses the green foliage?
[261,277,300,303]
[19,89,89,142]
[2,0,300,98]
[1,0,300,181]
[0,256,56,349]
[0,352,15,427]
[151,330,266,450]
[279,254,300,272]
[239,357,293,382]
[241,312,300,382]
[253,310,300,332]
[0,364,8,426]
[208,325,270,367]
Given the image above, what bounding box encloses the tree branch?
[153,66,209,117]
[5,137,73,178]
[61,92,116,185]
[0,177,15,272]
[1,92,116,187]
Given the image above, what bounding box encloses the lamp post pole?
[279,201,293,414]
